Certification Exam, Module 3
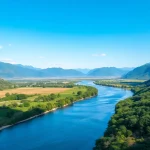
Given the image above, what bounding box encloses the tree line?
[94,81,150,150]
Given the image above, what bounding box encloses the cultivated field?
[0,87,70,98]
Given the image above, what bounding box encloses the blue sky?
[0,0,150,69]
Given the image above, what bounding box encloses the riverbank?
[94,79,144,93]
[94,82,137,93]
[94,81,150,150]
[0,81,134,150]
[0,85,98,130]
[0,95,95,131]
[0,107,60,131]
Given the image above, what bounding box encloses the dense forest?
[94,80,150,150]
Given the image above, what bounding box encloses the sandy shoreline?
[0,96,94,131]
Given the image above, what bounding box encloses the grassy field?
[0,87,70,98]
[0,85,98,127]
[0,86,87,108]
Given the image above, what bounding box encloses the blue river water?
[0,81,133,150]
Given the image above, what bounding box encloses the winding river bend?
[0,81,133,150]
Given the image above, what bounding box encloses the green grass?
[0,85,98,127]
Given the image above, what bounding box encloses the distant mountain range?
[0,62,84,78]
[3,61,150,79]
[87,67,131,77]
[122,63,150,80]
[75,69,91,74]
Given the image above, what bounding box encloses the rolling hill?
[123,63,150,80]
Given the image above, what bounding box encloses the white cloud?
[92,53,106,57]
[0,59,17,64]
[0,45,3,49]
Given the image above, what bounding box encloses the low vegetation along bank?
[0,85,98,130]
[94,79,145,90]
[94,79,150,150]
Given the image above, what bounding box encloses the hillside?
[0,62,84,78]
[88,67,129,77]
[0,79,13,90]
[94,80,150,150]
[123,63,150,80]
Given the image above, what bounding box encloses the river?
[0,81,133,150]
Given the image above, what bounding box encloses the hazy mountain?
[41,68,84,77]
[0,62,84,78]
[76,69,91,74]
[119,67,134,71]
[15,64,41,70]
[88,67,129,77]
[122,63,150,80]
[0,62,41,78]
[0,61,137,78]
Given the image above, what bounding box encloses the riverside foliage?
[94,79,150,150]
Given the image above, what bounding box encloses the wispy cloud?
[0,45,3,49]
[0,59,17,64]
[92,53,106,57]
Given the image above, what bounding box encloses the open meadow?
[0,87,70,98]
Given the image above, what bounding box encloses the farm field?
[0,85,98,127]
[0,87,70,98]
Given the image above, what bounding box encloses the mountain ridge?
[87,67,131,77]
[0,62,84,78]
[122,63,150,80]
[0,61,135,78]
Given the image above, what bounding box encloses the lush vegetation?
[0,93,34,101]
[0,79,14,91]
[13,80,75,88]
[94,79,145,90]
[94,80,150,150]
[123,63,150,80]
[0,85,98,128]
